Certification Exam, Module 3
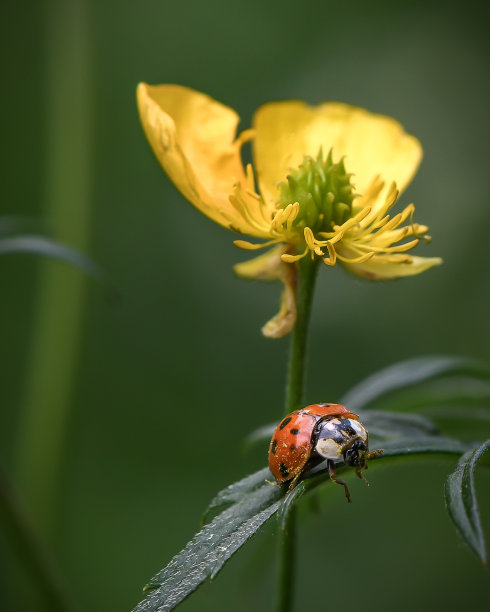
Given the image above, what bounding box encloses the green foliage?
[202,467,272,525]
[445,440,490,564]
[135,477,283,612]
[341,355,490,411]
[132,356,490,612]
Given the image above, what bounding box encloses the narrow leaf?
[403,377,490,409]
[378,437,470,457]
[362,378,490,416]
[445,440,490,564]
[341,356,490,411]
[360,410,440,440]
[133,479,282,612]
[202,467,272,524]
[0,235,102,281]
[426,406,490,425]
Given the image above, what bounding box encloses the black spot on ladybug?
[290,444,296,451]
[279,462,289,477]
[271,439,277,454]
[279,417,292,430]
[319,403,331,407]
[290,428,299,435]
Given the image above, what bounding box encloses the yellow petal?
[337,244,442,280]
[234,246,298,338]
[252,101,422,213]
[137,83,268,236]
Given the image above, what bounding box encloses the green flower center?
[278,148,356,234]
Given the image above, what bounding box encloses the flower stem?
[277,257,319,612]
[285,257,320,414]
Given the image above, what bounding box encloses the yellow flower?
[137,83,442,337]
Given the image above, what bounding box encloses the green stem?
[285,258,320,415]
[276,505,297,612]
[277,257,320,612]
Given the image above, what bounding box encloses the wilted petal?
[234,246,297,338]
[137,83,266,235]
[253,101,422,214]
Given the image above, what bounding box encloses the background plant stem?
[277,257,319,612]
[15,0,93,538]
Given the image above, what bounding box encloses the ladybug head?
[343,439,369,471]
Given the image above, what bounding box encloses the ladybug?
[268,403,382,502]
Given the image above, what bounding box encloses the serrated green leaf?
[445,440,490,564]
[133,479,283,612]
[202,467,272,524]
[341,356,490,411]
[0,235,102,281]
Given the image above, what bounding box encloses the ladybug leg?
[356,465,370,486]
[327,460,351,503]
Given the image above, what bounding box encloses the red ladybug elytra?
[268,403,382,502]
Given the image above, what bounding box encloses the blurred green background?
[1,0,489,610]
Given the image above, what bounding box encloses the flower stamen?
[323,242,337,266]
[336,251,375,264]
[304,227,328,257]
[229,185,270,235]
[281,246,309,263]
[320,206,372,238]
[234,238,281,250]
